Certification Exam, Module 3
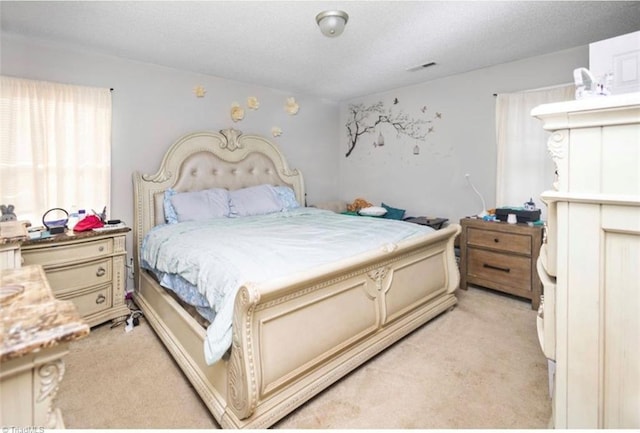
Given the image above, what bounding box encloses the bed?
[132,128,461,428]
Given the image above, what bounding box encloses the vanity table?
[0,264,89,428]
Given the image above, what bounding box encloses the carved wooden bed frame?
[132,128,461,428]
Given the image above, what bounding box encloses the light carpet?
[55,286,552,428]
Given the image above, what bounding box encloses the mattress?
[141,207,434,364]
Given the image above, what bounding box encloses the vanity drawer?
[58,284,111,317]
[467,248,531,291]
[45,258,112,295]
[23,238,113,267]
[467,227,531,255]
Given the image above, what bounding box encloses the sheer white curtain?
[0,76,112,225]
[495,84,573,220]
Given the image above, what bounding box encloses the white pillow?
[170,188,230,222]
[229,184,283,217]
[358,206,388,217]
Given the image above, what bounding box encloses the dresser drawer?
[537,257,556,361]
[467,227,532,255]
[58,284,111,317]
[22,238,113,267]
[542,200,557,277]
[45,259,112,295]
[467,248,531,291]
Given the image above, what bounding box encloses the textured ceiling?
[1,1,639,102]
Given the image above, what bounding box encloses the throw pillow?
[381,202,406,220]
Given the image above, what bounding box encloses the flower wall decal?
[247,96,260,110]
[193,85,206,98]
[221,95,299,125]
[285,97,299,115]
[271,126,283,137]
[230,102,245,122]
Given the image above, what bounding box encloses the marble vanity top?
[0,265,89,362]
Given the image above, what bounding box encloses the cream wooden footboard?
[132,128,460,428]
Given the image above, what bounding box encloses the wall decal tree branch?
[345,101,430,157]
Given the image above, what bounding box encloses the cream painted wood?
[0,221,28,271]
[22,237,113,265]
[0,345,68,428]
[0,265,89,429]
[21,231,130,327]
[536,257,556,361]
[532,92,640,429]
[132,128,461,428]
[0,242,22,270]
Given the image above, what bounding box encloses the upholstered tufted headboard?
[132,128,305,282]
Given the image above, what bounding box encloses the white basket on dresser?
[532,92,640,429]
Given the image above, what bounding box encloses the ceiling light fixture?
[316,10,349,38]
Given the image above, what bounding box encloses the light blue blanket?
[141,207,434,365]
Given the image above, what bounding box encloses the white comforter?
[141,207,434,365]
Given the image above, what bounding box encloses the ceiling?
[1,1,639,102]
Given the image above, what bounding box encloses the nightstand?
[21,228,131,327]
[459,217,542,309]
[404,217,449,230]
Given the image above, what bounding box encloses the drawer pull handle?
[96,267,106,277]
[483,263,510,273]
[98,246,105,252]
[96,294,106,304]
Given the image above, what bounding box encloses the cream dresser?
[532,92,640,428]
[21,228,131,327]
[1,265,89,428]
[0,221,28,269]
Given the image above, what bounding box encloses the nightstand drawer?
[467,248,531,291]
[45,258,112,295]
[59,285,111,317]
[23,238,113,267]
[467,227,531,255]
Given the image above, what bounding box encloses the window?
[495,84,574,220]
[0,76,112,225]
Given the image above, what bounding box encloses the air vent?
[407,62,437,72]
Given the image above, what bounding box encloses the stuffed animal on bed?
[0,204,17,222]
[346,198,373,213]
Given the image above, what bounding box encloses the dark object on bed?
[404,216,449,230]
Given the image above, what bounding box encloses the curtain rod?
[493,82,572,96]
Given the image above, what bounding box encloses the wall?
[339,46,588,222]
[1,32,591,284]
[590,30,640,95]
[1,33,340,286]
